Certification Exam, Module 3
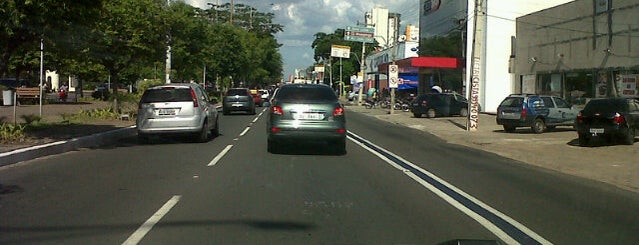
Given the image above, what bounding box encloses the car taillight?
[271,127,281,133]
[190,88,199,107]
[271,106,283,115]
[521,106,527,118]
[333,107,345,116]
[335,128,346,134]
[613,113,625,125]
[576,111,583,123]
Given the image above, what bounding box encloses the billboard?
[420,0,467,38]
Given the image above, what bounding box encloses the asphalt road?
[1,107,638,244]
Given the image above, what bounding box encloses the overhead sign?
[388,64,398,88]
[331,45,350,58]
[344,26,374,43]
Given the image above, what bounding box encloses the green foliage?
[66,108,119,122]
[136,79,164,94]
[311,29,377,84]
[0,123,26,143]
[1,0,284,100]
[20,114,42,125]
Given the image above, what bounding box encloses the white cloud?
[184,0,419,78]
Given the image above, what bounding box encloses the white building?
[420,0,573,113]
[365,7,401,50]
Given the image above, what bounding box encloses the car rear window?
[499,97,524,107]
[227,89,248,96]
[141,87,192,103]
[584,99,627,113]
[276,86,337,101]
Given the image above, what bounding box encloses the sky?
[183,0,419,81]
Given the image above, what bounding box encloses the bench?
[15,87,41,105]
[16,87,41,99]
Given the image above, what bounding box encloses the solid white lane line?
[122,195,181,245]
[239,127,251,137]
[208,145,234,166]
[347,132,552,245]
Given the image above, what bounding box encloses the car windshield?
[499,97,524,107]
[226,89,248,96]
[276,86,337,101]
[583,99,627,113]
[141,87,192,103]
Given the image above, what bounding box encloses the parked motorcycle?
[58,89,68,102]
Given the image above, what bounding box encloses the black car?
[410,92,471,118]
[575,97,639,146]
[91,83,111,100]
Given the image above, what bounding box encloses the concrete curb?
[0,126,137,167]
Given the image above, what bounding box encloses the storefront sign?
[616,74,639,97]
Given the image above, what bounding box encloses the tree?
[311,29,376,85]
[87,0,169,111]
[0,0,102,79]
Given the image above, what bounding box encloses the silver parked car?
[136,83,219,143]
[266,83,346,154]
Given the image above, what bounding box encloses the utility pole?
[389,42,398,115]
[357,42,366,105]
[38,38,44,117]
[467,0,485,131]
[230,0,234,24]
[166,0,172,84]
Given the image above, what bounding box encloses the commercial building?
[513,0,639,106]
[418,0,573,113]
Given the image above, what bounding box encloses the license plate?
[295,113,324,120]
[232,103,243,107]
[589,128,604,134]
[158,108,176,116]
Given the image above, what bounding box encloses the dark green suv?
[266,84,346,154]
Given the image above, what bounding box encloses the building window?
[565,71,594,105]
[537,73,562,96]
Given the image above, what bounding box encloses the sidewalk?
[343,99,639,193]
[0,100,135,154]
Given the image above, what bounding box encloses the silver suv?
[136,83,219,143]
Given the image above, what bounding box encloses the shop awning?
[378,56,462,73]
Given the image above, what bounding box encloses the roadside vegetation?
[1,0,283,111]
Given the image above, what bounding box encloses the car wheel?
[211,117,220,137]
[195,120,209,143]
[459,108,469,117]
[413,113,422,118]
[578,133,590,147]
[532,118,546,134]
[622,127,635,145]
[427,109,436,118]
[503,125,516,133]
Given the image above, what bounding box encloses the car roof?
[280,83,329,88]
[149,83,200,89]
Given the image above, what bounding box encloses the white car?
[259,89,270,100]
